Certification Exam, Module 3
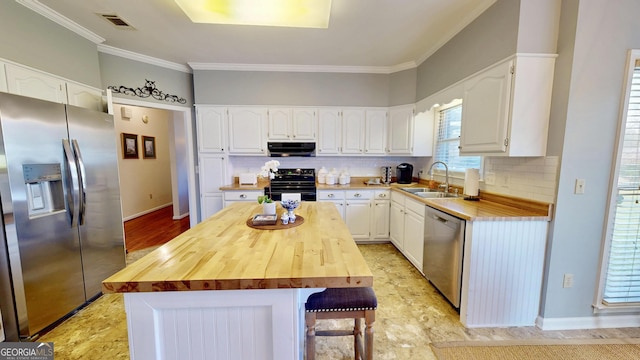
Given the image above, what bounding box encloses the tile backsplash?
[227,156,559,204]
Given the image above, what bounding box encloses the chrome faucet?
[428,161,449,193]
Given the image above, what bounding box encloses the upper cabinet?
[5,63,67,104]
[228,107,268,155]
[364,109,387,155]
[196,106,227,153]
[3,62,103,111]
[459,54,556,156]
[267,107,316,141]
[317,108,342,155]
[342,109,365,154]
[387,104,432,156]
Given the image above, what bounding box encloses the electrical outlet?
[484,172,496,185]
[563,273,574,288]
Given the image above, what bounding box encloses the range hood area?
[267,142,316,157]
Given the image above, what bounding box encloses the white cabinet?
[267,108,316,141]
[459,54,555,156]
[196,106,227,153]
[228,107,267,155]
[223,190,263,208]
[199,155,227,219]
[345,190,372,240]
[66,82,103,111]
[403,198,425,270]
[3,62,104,111]
[341,109,365,154]
[317,108,342,155]
[364,109,387,155]
[389,191,425,271]
[317,190,345,219]
[5,63,67,104]
[387,104,432,156]
[371,190,390,239]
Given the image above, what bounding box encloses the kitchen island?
[103,202,372,360]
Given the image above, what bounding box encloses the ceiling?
[24,0,496,73]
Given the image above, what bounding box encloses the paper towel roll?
[463,168,480,197]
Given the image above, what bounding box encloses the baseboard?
[123,203,173,221]
[173,212,189,220]
[536,314,640,330]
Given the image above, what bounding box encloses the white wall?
[169,111,190,218]
[113,104,173,219]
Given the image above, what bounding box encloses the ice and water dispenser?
[22,164,65,218]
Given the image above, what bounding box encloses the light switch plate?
[575,179,585,194]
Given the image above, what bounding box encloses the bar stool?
[305,287,377,360]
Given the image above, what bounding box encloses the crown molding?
[17,0,105,44]
[188,61,416,75]
[98,45,192,74]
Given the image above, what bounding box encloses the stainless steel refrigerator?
[0,92,125,340]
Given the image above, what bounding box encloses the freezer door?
[65,105,125,299]
[0,92,86,336]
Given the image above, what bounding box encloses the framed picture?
[143,136,156,159]
[122,133,138,159]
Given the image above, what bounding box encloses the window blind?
[603,62,640,304]
[434,104,481,173]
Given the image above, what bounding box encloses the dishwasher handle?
[431,214,449,223]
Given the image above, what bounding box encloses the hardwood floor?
[123,206,190,252]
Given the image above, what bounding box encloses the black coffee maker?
[396,163,414,184]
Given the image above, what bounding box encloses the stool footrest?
[316,330,360,337]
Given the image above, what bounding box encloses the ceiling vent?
[98,14,135,29]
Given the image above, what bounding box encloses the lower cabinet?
[318,189,390,242]
[223,190,263,208]
[389,191,425,271]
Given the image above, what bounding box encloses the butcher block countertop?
[102,202,373,293]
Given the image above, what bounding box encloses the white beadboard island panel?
[124,288,323,360]
[460,220,549,327]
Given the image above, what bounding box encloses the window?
[433,100,482,176]
[598,51,640,308]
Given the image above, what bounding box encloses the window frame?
[432,99,483,180]
[595,49,640,313]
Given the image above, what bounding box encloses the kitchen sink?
[399,187,457,198]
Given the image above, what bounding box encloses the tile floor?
[39,243,640,359]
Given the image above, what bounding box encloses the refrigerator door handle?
[71,140,87,226]
[62,139,80,227]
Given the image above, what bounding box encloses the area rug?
[430,338,640,360]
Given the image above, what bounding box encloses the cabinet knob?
[240,194,247,198]
[328,193,334,198]
[379,194,387,198]
[354,193,361,197]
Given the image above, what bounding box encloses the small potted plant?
[257,160,280,214]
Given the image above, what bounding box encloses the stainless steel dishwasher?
[423,206,466,308]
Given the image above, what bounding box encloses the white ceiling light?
[174,0,332,28]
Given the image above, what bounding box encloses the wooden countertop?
[102,202,373,293]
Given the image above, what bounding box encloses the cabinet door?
[460,60,513,154]
[292,108,316,140]
[66,83,103,111]
[388,105,414,154]
[389,201,404,250]
[342,109,365,154]
[196,106,227,153]
[317,108,341,155]
[372,200,390,239]
[345,200,371,239]
[404,207,425,270]
[199,155,226,195]
[201,194,223,220]
[324,200,345,220]
[5,64,66,103]
[228,107,267,154]
[267,107,291,140]
[365,109,387,154]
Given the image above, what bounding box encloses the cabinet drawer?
[374,190,390,200]
[223,190,262,201]
[345,190,372,200]
[390,191,405,205]
[318,190,345,200]
[405,198,425,217]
